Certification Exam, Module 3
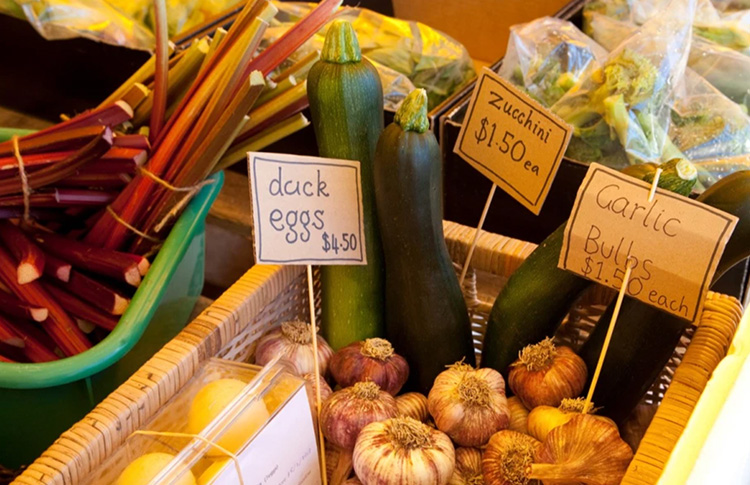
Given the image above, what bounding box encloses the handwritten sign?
[211,387,321,485]
[453,68,572,214]
[559,164,738,321]
[248,152,367,265]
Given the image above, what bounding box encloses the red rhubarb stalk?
[60,174,129,189]
[0,126,106,158]
[0,222,45,284]
[34,232,142,286]
[0,289,48,321]
[0,102,132,147]
[44,283,118,331]
[0,189,117,207]
[150,0,169,143]
[66,270,130,315]
[0,315,59,362]
[113,134,151,151]
[44,254,71,282]
[0,127,113,196]
[0,245,91,355]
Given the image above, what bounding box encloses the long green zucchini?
[481,160,698,376]
[307,20,385,349]
[580,170,750,424]
[374,89,476,393]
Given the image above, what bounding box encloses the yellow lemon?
[116,452,196,485]
[262,374,299,412]
[188,378,271,456]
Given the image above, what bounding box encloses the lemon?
[197,459,232,485]
[116,452,196,485]
[188,378,271,456]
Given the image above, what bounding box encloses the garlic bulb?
[428,362,510,447]
[482,430,541,485]
[527,398,617,442]
[343,479,362,484]
[396,392,430,423]
[508,338,587,409]
[449,447,485,485]
[321,381,398,485]
[321,381,399,449]
[353,417,455,485]
[330,338,409,395]
[506,397,529,434]
[529,415,632,485]
[254,320,334,376]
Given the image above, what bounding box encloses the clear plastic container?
[83,358,319,485]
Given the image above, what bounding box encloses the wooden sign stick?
[583,172,662,413]
[459,184,497,285]
[306,264,328,485]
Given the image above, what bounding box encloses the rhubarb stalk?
[0,290,48,322]
[0,222,45,284]
[44,254,71,282]
[150,0,169,143]
[0,245,90,355]
[33,232,142,286]
[66,270,130,315]
[0,315,59,362]
[44,283,118,331]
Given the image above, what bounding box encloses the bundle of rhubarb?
[0,0,342,362]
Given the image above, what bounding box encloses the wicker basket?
[13,221,744,485]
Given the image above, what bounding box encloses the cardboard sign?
[453,67,572,214]
[248,152,367,265]
[559,164,738,322]
[211,387,321,485]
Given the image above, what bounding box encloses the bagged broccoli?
[497,17,608,108]
[553,0,697,167]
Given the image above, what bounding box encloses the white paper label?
[210,387,321,485]
[248,152,367,265]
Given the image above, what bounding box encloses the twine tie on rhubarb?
[130,430,245,485]
[135,166,216,233]
[11,136,31,224]
[105,206,163,244]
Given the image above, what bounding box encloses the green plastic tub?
[0,131,224,467]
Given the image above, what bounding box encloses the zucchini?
[580,170,750,424]
[374,89,475,393]
[307,20,385,349]
[481,160,698,376]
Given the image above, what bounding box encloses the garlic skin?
[506,397,529,434]
[353,417,455,485]
[449,447,485,485]
[428,363,510,447]
[254,321,334,376]
[530,415,632,485]
[527,398,618,442]
[396,392,430,423]
[330,338,409,395]
[320,381,398,450]
[482,430,541,485]
[508,338,587,409]
[343,479,362,484]
[301,372,333,428]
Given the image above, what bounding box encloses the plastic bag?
[267,2,475,109]
[497,17,608,108]
[553,0,697,167]
[588,11,750,112]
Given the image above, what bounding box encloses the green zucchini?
[481,160,698,376]
[374,89,475,393]
[580,170,750,424]
[307,20,385,349]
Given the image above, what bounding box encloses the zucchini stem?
[321,19,361,64]
[395,89,429,134]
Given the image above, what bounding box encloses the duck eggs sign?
[559,164,737,321]
[454,67,572,214]
[248,152,367,265]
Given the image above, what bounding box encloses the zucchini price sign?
[453,67,572,214]
[559,164,738,321]
[248,152,367,265]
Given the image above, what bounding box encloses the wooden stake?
[583,261,633,414]
[647,168,663,203]
[459,184,497,285]
[307,264,328,485]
